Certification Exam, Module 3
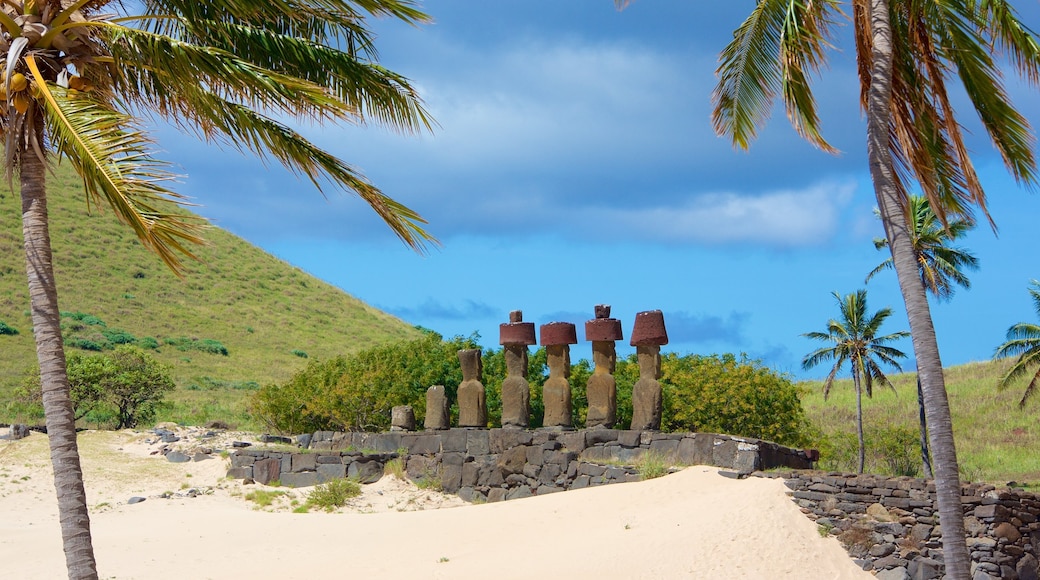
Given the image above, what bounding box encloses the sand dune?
[0,430,871,579]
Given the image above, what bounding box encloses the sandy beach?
[0,428,872,579]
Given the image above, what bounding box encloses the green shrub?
[252,331,478,433]
[163,336,228,356]
[18,345,175,429]
[817,425,920,476]
[290,349,308,358]
[636,451,670,480]
[625,352,816,448]
[306,478,361,511]
[66,338,106,351]
[137,336,159,350]
[61,311,107,327]
[0,320,18,335]
[101,328,137,345]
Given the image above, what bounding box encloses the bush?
[252,331,479,433]
[163,336,229,356]
[66,338,106,351]
[18,345,175,429]
[306,478,361,511]
[0,320,18,335]
[290,349,308,358]
[817,425,920,476]
[616,352,815,448]
[101,328,137,345]
[138,336,159,350]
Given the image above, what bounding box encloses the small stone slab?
[128,496,146,505]
[165,451,191,463]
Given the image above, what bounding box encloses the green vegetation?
[802,360,1040,484]
[0,320,18,335]
[635,451,670,480]
[0,163,422,422]
[995,280,1040,408]
[252,330,479,433]
[305,478,362,512]
[244,489,286,508]
[802,290,909,473]
[16,346,175,429]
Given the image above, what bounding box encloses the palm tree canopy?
[994,280,1040,408]
[866,195,979,300]
[712,0,1040,226]
[1,0,436,274]
[802,289,910,399]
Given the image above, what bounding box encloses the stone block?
[391,405,415,431]
[405,434,442,455]
[467,430,490,456]
[580,446,615,463]
[253,458,280,485]
[712,438,739,469]
[280,471,318,488]
[648,438,679,461]
[347,459,384,484]
[292,453,317,472]
[315,454,341,465]
[425,385,450,430]
[506,486,533,501]
[526,445,544,466]
[571,475,591,490]
[442,429,467,453]
[316,463,346,483]
[231,453,256,468]
[489,429,533,453]
[497,446,528,476]
[677,434,714,466]
[363,433,402,454]
[586,429,619,445]
[487,488,507,503]
[462,462,480,487]
[536,485,563,496]
[558,431,586,453]
[226,466,252,479]
[616,430,641,448]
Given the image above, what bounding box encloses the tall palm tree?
[995,281,1040,408]
[867,194,978,478]
[5,1,436,578]
[867,195,978,300]
[711,1,1039,576]
[802,290,909,473]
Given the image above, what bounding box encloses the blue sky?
[156,1,1040,380]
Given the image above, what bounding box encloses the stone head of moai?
[499,310,536,429]
[629,310,668,431]
[540,321,577,429]
[540,321,577,378]
[585,304,623,429]
[630,309,668,378]
[585,304,622,373]
[458,348,483,381]
[500,309,536,377]
[456,348,487,428]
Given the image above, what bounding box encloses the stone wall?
[757,470,1040,580]
[229,428,815,503]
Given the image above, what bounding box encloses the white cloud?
[585,182,857,246]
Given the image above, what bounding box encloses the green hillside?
[0,163,420,397]
[800,359,1040,485]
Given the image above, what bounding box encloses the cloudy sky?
[157,1,1040,380]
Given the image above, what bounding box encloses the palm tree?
[803,290,909,473]
[867,194,978,478]
[5,2,436,578]
[866,196,978,300]
[995,281,1040,408]
[710,1,1039,576]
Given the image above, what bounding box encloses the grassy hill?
[0,163,420,419]
[799,358,1040,486]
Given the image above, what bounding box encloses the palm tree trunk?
[917,376,933,478]
[20,149,99,580]
[865,1,970,577]
[853,368,865,474]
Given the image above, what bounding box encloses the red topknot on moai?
[585,305,622,429]
[540,321,577,429]
[629,310,668,431]
[499,310,536,428]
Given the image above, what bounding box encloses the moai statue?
[585,304,622,429]
[424,385,450,430]
[629,310,668,431]
[456,348,487,428]
[391,405,415,431]
[540,321,577,429]
[500,310,536,428]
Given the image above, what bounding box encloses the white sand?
[0,429,872,579]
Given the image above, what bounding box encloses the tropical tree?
[866,195,978,478]
[994,281,1040,408]
[866,195,978,300]
[709,1,1039,576]
[3,1,436,578]
[802,290,909,473]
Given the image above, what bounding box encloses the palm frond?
[28,57,206,274]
